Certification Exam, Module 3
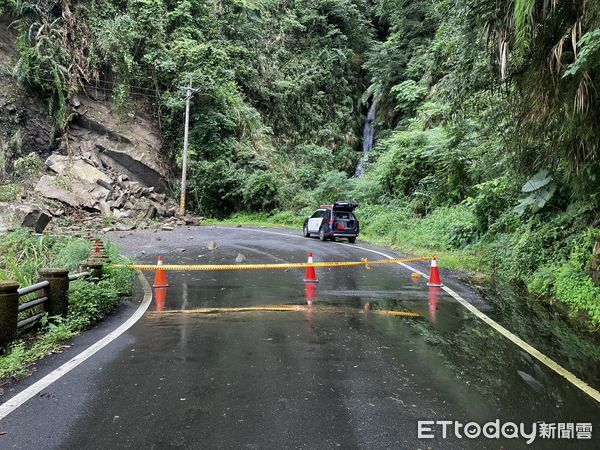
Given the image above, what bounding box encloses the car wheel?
[348,237,356,243]
[319,227,327,241]
[303,224,310,237]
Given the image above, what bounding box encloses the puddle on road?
[363,280,600,426]
[140,242,600,428]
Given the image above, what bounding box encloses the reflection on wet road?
[1,227,599,448]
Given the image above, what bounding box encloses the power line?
[11,73,179,99]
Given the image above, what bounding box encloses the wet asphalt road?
[1,226,600,449]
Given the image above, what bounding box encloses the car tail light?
[328,218,333,226]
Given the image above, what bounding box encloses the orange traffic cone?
[154,287,167,312]
[303,252,319,283]
[153,256,169,288]
[305,283,317,305]
[428,287,441,322]
[427,257,443,287]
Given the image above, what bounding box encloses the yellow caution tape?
[111,256,431,272]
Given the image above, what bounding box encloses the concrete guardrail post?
[81,261,104,282]
[0,281,20,346]
[39,269,70,318]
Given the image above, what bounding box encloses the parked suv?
[303,201,359,243]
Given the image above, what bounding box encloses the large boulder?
[45,154,112,185]
[34,175,109,209]
[0,204,23,233]
[0,203,52,232]
[21,209,51,233]
[35,175,83,208]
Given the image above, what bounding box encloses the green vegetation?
[12,152,43,177]
[0,183,22,202]
[0,130,23,180]
[6,0,373,216]
[3,1,600,323]
[0,318,76,379]
[0,229,63,285]
[0,230,133,380]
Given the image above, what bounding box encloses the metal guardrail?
[17,281,49,297]
[15,272,90,330]
[16,281,50,330]
[0,236,107,347]
[68,272,90,282]
[17,313,46,330]
[18,296,48,313]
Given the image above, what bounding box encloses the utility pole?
[179,76,197,217]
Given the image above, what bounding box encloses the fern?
[563,28,600,78]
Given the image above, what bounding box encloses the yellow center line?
[146,305,421,317]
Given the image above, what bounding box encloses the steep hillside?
[0,11,175,231]
[0,15,55,164]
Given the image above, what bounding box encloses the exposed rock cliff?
[68,93,170,193]
[1,14,176,232]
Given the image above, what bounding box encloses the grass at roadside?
[0,230,134,381]
[204,211,301,229]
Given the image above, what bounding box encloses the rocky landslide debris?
[0,203,55,234]
[34,153,179,222]
[21,209,51,234]
[1,150,204,234]
[0,59,203,234]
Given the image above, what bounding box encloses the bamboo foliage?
[514,0,536,52]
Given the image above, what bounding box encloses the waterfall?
[355,99,377,177]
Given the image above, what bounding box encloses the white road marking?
[0,271,153,421]
[221,226,600,403]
